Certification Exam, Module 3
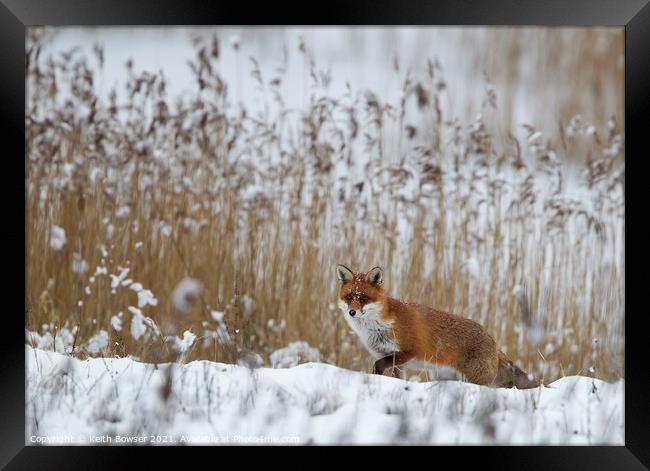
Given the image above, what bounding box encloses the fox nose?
[349,309,356,317]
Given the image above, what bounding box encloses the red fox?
[336,264,540,388]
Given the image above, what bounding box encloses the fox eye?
[358,296,368,304]
[344,294,353,303]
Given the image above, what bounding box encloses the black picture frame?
[3,0,649,468]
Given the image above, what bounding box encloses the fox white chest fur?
[338,300,398,358]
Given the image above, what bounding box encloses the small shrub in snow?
[25,325,78,354]
[237,349,264,369]
[204,310,233,347]
[25,329,51,350]
[270,341,321,368]
[203,324,233,348]
[216,324,232,345]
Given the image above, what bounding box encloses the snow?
[127,306,160,341]
[26,29,624,445]
[210,310,224,323]
[26,327,78,354]
[72,253,89,275]
[110,314,122,332]
[138,290,158,308]
[129,312,146,341]
[85,330,108,354]
[166,330,197,354]
[270,341,321,368]
[50,225,66,251]
[116,205,130,219]
[109,267,130,289]
[172,277,203,313]
[236,350,264,369]
[129,283,158,309]
[25,346,623,445]
[462,257,480,280]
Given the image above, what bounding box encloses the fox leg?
[373,351,414,378]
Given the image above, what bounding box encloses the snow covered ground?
[26,346,623,445]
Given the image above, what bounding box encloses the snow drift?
[25,346,623,445]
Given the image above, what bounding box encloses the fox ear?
[365,266,383,285]
[336,264,354,283]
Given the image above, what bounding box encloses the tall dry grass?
[25,28,624,382]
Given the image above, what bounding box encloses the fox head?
[336,264,385,319]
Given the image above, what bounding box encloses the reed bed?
[25,28,624,382]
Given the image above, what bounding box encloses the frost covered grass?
[26,346,623,444]
[26,27,624,386]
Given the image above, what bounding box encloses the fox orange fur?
[336,264,540,388]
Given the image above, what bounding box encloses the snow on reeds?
[26,28,624,385]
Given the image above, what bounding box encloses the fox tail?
[494,350,541,389]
